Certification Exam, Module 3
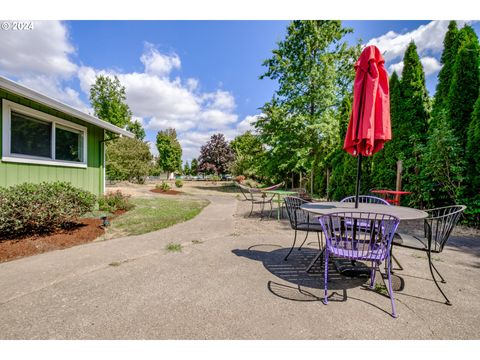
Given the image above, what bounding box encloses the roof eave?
[0,76,134,138]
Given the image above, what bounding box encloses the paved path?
[0,192,479,339]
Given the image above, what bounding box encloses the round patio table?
[300,201,428,275]
[262,190,298,220]
[300,201,427,220]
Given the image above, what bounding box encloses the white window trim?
[2,99,88,168]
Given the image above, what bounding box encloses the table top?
[262,190,298,195]
[300,201,428,221]
[371,189,412,195]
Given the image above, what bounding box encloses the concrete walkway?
[0,190,479,339]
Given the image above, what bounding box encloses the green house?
[0,76,133,196]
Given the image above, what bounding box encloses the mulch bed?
[150,188,182,195]
[0,218,105,264]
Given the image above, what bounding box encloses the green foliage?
[0,182,96,238]
[446,25,480,147]
[175,179,184,188]
[89,75,132,129]
[257,20,359,194]
[126,120,146,140]
[156,128,182,173]
[183,161,191,176]
[98,191,134,213]
[420,114,465,206]
[156,181,171,191]
[431,21,459,124]
[190,158,199,176]
[198,133,234,175]
[106,137,153,184]
[166,243,182,252]
[466,97,480,198]
[229,131,264,178]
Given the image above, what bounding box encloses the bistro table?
[300,201,428,275]
[371,189,412,206]
[262,190,298,220]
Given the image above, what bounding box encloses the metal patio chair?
[283,196,323,262]
[392,205,466,305]
[340,195,390,205]
[318,211,400,317]
[237,183,274,218]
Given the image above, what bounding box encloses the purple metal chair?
[318,212,400,318]
[340,195,390,205]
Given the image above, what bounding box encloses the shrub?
[156,181,171,191]
[0,182,96,238]
[211,175,220,183]
[98,191,134,213]
[175,179,183,188]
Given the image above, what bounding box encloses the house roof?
[0,76,134,138]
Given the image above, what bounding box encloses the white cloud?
[235,114,260,134]
[0,20,77,79]
[388,61,404,75]
[420,56,442,76]
[367,21,470,64]
[140,43,181,77]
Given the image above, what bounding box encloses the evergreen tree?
[190,158,199,176]
[466,97,480,195]
[431,21,459,123]
[371,71,400,190]
[396,41,430,206]
[183,161,191,176]
[446,25,480,147]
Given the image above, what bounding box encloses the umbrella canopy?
[343,45,391,207]
[344,45,391,156]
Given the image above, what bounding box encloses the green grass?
[166,243,182,252]
[105,197,209,238]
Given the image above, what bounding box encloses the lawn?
[104,197,209,239]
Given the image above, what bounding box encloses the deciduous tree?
[156,129,182,175]
[198,134,234,175]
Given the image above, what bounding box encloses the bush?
[98,191,134,213]
[156,181,171,191]
[175,179,183,188]
[0,182,96,238]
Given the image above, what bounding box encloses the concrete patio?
[0,183,479,339]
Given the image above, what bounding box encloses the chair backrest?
[425,205,466,252]
[262,182,284,191]
[284,196,309,229]
[318,212,400,261]
[236,183,253,200]
[340,195,390,206]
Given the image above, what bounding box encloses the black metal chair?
[392,205,466,305]
[283,196,323,262]
[237,183,274,219]
[340,195,390,205]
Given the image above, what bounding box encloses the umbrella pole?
[355,154,362,209]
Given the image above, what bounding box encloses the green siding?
[0,90,105,196]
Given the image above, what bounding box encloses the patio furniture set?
[238,182,466,318]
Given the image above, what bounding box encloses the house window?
[2,99,88,168]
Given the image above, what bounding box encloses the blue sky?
[1,20,479,162]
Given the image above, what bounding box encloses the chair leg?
[284,230,298,261]
[386,256,397,318]
[427,248,451,305]
[323,250,329,305]
[260,202,265,219]
[248,202,254,217]
[369,261,377,289]
[298,231,309,250]
[431,260,446,283]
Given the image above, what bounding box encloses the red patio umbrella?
[344,45,391,208]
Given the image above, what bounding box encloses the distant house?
[0,76,133,196]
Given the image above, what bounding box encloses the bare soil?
[0,219,105,263]
[150,188,182,195]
